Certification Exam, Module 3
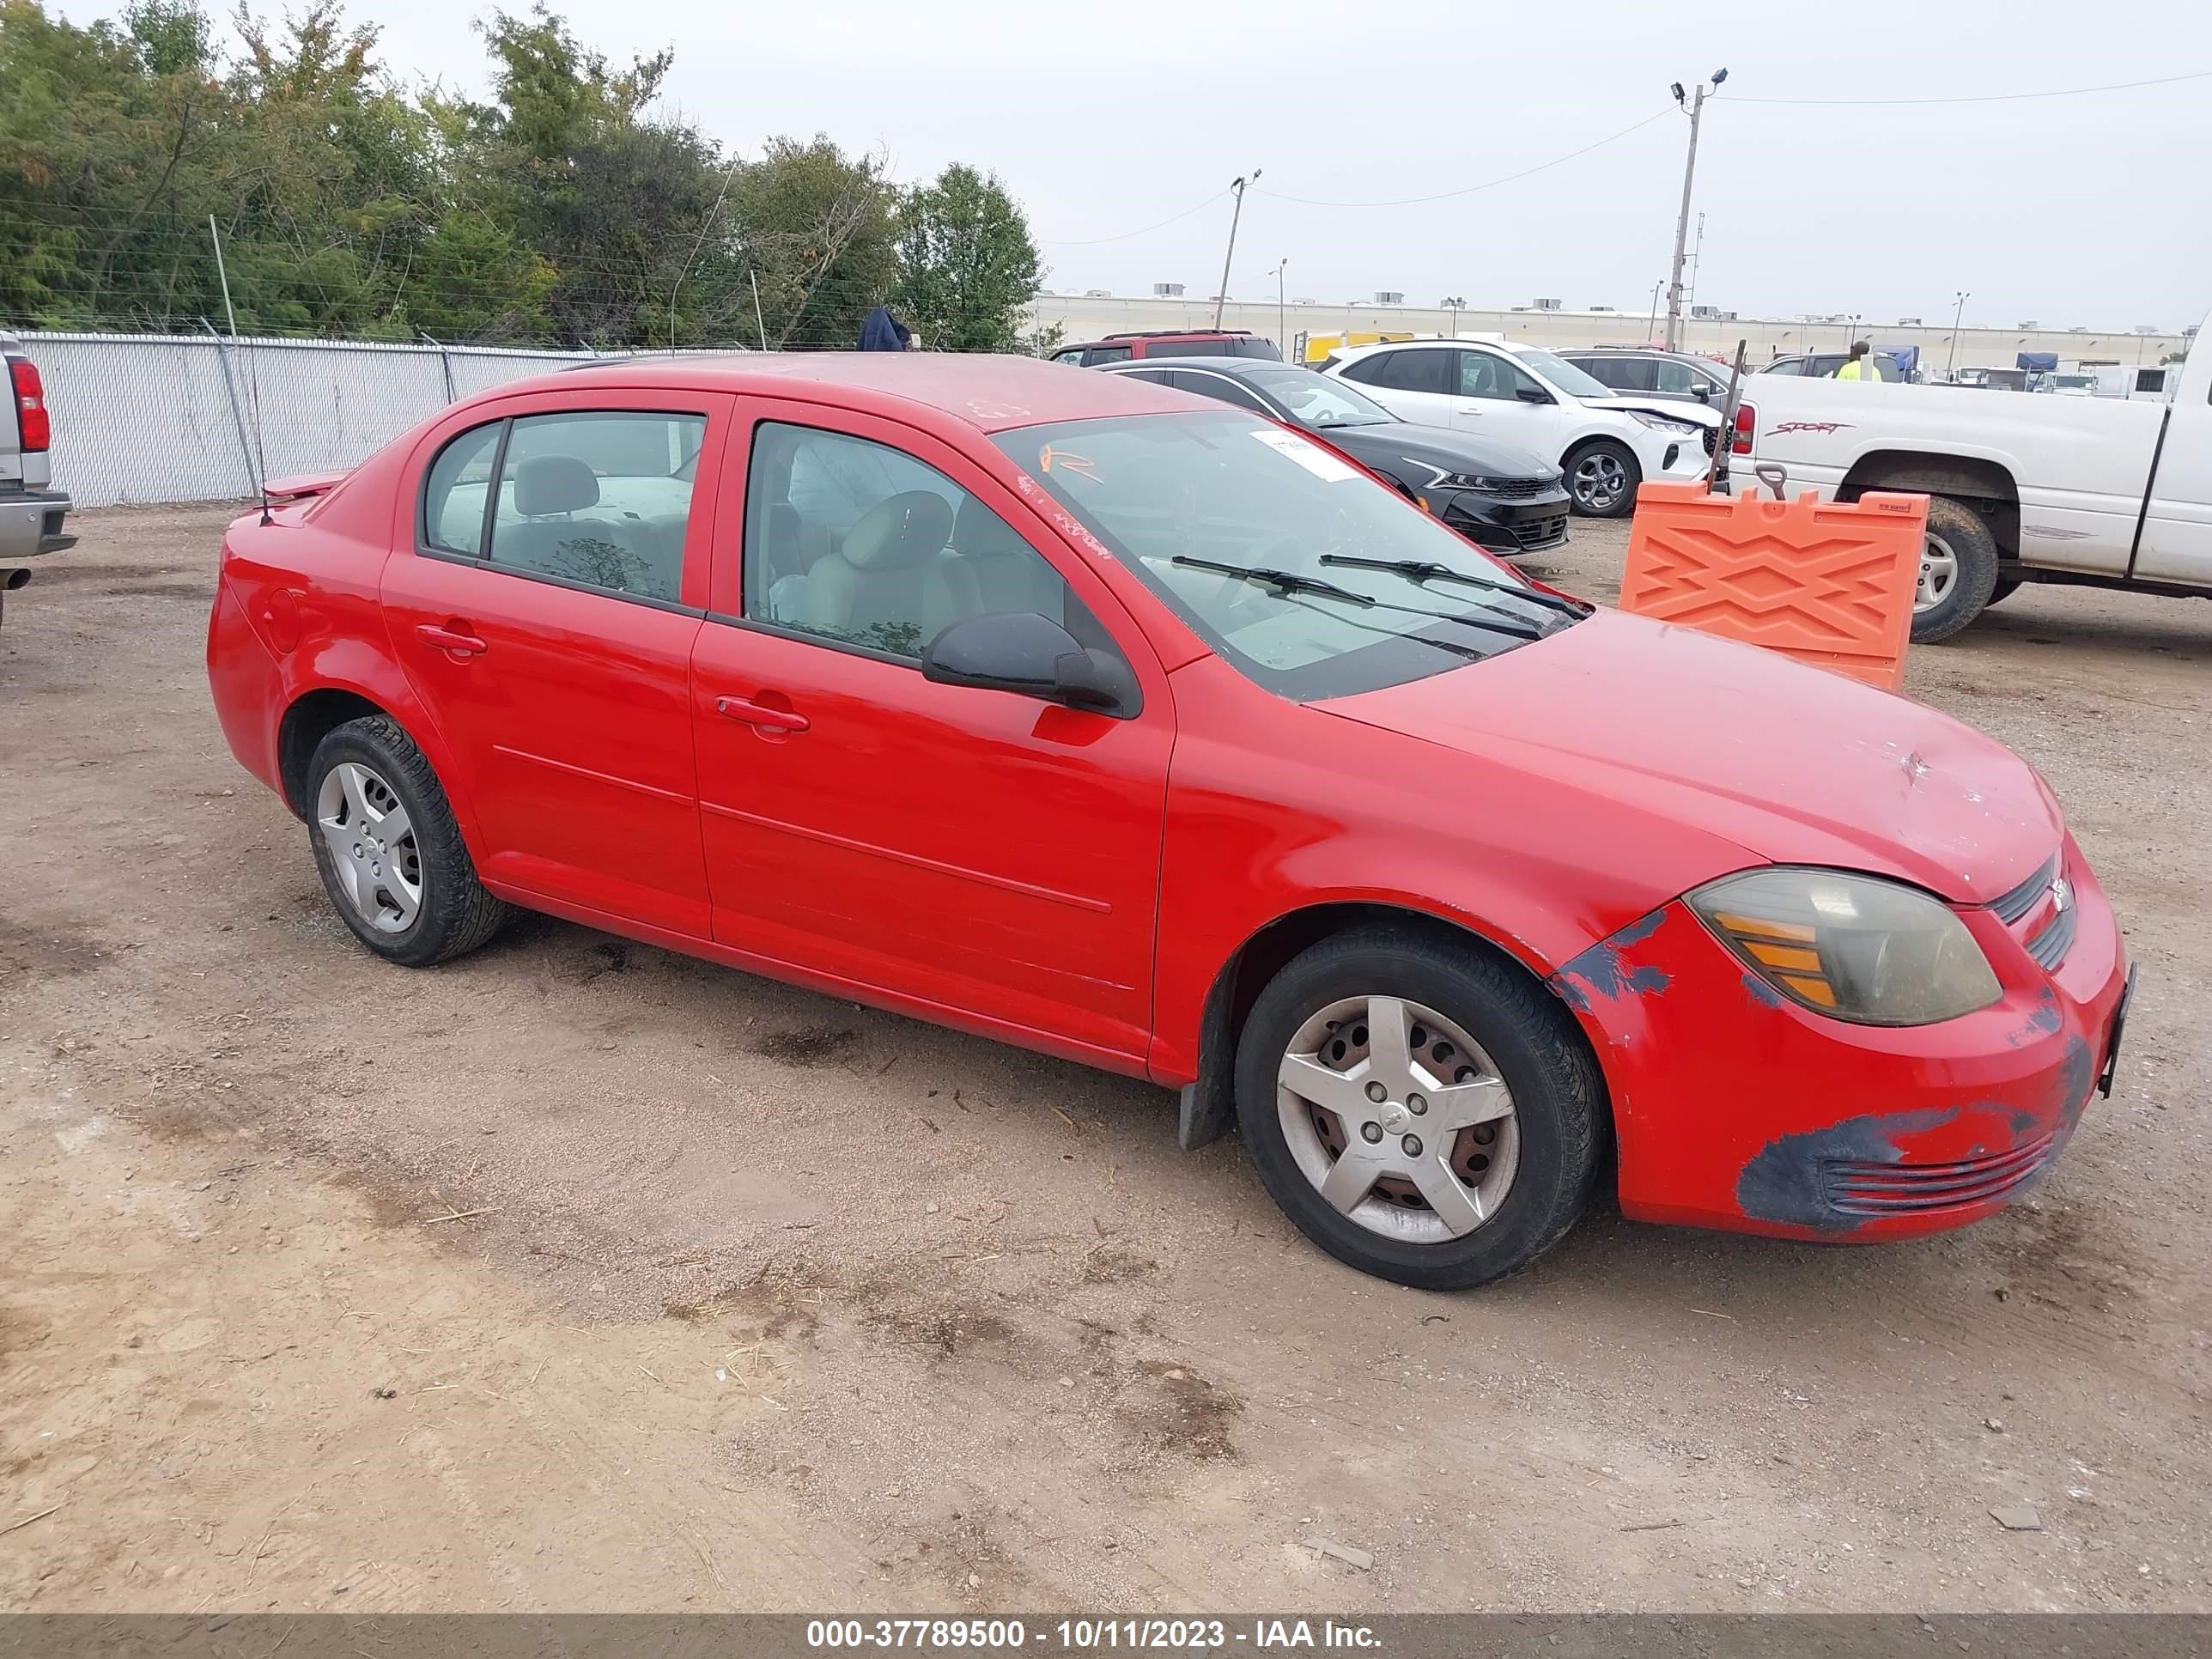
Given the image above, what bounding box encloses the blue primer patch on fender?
[1735,1106,1963,1235]
[1552,907,1674,1012]
[1741,971,1786,1009]
[2007,988,2063,1048]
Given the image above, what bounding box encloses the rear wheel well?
[1838,451,2021,563]
[277,689,386,817]
[1180,902,1606,1148]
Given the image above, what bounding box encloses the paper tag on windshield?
[1249,427,1360,483]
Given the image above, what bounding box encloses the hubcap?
[316,762,422,933]
[1918,532,1959,611]
[1573,453,1626,512]
[1276,994,1519,1244]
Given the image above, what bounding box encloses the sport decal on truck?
[1766,421,1853,436]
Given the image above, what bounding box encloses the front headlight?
[1438,472,1503,490]
[1628,410,1705,435]
[1688,868,2002,1026]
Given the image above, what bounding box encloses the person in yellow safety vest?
[1834,341,1879,380]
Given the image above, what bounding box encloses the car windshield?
[993,412,1571,699]
[1235,366,1397,429]
[1510,348,1614,400]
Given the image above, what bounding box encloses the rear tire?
[1910,498,2001,644]
[1234,926,1603,1291]
[1562,441,1640,519]
[306,715,506,968]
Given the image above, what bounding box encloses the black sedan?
[1097,356,1571,557]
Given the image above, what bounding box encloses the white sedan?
[1322,337,1721,518]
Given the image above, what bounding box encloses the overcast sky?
[67,0,2212,329]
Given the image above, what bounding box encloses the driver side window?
[741,422,1084,663]
[1457,351,1541,402]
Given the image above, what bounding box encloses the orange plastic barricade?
[1616,483,1930,691]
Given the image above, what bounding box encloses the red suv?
[1049,330,1282,368]
[204,355,2130,1290]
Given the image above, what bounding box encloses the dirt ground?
[2,502,2207,1615]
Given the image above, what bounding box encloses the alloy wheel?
[1917,532,1959,611]
[316,761,422,933]
[1571,453,1626,513]
[1274,994,1520,1244]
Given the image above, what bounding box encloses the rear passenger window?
[421,423,501,555]
[485,411,705,604]
[1343,349,1448,394]
[742,422,1089,663]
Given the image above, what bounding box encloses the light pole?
[1664,70,1726,350]
[1442,295,1466,337]
[1647,280,1663,342]
[1269,258,1289,357]
[1947,289,1970,380]
[1213,170,1261,329]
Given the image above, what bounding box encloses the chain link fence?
[22,331,744,509]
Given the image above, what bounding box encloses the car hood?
[1581,395,1722,428]
[1319,422,1559,483]
[1318,608,2060,903]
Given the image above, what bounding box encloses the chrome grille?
[1823,1133,2057,1218]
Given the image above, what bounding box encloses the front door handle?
[714,695,810,733]
[416,622,487,657]
[1456,404,1486,416]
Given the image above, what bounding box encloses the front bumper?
[1433,487,1572,556]
[1550,835,2130,1242]
[0,488,76,559]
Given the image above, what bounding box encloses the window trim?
[412,406,713,613]
[1172,368,1279,416]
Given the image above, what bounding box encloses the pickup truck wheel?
[1562,441,1639,519]
[1910,499,2000,644]
[1234,926,1602,1291]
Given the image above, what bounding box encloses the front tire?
[1910,498,2001,643]
[306,715,506,967]
[1562,441,1640,519]
[1235,927,1604,1291]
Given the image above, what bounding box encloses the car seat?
[500,455,661,596]
[781,490,979,654]
[951,497,1065,622]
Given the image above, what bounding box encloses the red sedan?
[204,355,2131,1289]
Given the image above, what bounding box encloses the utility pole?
[1647,281,1663,342]
[1947,289,1970,380]
[208,215,240,337]
[1270,258,1289,357]
[1213,170,1260,329]
[1664,70,1726,350]
[1687,211,1705,311]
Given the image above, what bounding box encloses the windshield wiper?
[1176,555,1543,643]
[1318,554,1590,617]
[1173,555,1375,608]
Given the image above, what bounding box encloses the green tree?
[889,164,1042,354]
[728,135,894,349]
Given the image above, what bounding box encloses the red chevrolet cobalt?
[205,355,2130,1289]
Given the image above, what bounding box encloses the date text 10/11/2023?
[805,1620,1382,1650]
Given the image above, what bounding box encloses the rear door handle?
[715,695,809,733]
[416,622,487,657]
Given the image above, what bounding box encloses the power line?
[1723,66,2212,106]
[1037,189,1231,246]
[1254,111,1670,209]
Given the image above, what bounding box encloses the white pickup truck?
[1724,319,2209,641]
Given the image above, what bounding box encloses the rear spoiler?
[262,471,348,503]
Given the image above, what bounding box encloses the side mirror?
[1692,384,1712,401]
[1515,385,1553,404]
[922,611,1135,715]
